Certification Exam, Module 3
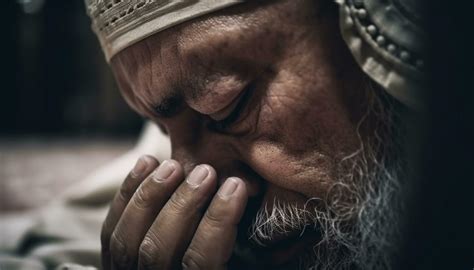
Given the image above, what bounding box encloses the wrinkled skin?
[104,0,374,269]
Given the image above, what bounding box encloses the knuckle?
[204,205,228,228]
[182,247,207,270]
[109,230,134,267]
[167,190,189,213]
[133,185,154,209]
[138,234,165,269]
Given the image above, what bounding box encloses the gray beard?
[246,83,406,270]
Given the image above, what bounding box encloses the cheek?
[240,72,361,198]
[254,71,360,160]
[246,140,336,198]
[242,98,335,198]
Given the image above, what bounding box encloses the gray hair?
[248,80,408,270]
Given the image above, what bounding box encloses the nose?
[172,147,263,197]
[167,122,262,197]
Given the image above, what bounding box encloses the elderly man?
[0,0,427,270]
[87,0,426,269]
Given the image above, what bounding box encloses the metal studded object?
[344,0,425,69]
[337,0,427,109]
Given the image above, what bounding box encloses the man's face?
[111,0,386,267]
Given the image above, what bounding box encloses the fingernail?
[186,165,210,187]
[218,178,239,198]
[151,160,175,182]
[131,156,149,178]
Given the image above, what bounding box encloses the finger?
[138,164,218,270]
[101,155,159,270]
[109,159,184,269]
[183,177,248,270]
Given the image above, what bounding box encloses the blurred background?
[0,0,143,212]
[0,0,472,268]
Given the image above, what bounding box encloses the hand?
[101,155,249,270]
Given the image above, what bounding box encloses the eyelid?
[209,90,247,121]
[210,85,254,132]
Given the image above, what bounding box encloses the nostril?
[243,178,262,197]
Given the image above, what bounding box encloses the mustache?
[248,197,323,247]
[242,166,402,270]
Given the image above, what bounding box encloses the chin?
[228,193,323,270]
[233,230,321,269]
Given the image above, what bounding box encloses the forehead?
[110,2,291,112]
[86,0,246,60]
[111,0,299,63]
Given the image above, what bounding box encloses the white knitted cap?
[84,0,243,61]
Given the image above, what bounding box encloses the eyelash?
[210,84,253,132]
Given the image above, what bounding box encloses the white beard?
[247,84,406,270]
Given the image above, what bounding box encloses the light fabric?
[85,0,244,61]
[0,123,170,270]
[336,0,426,109]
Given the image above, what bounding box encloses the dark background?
[0,0,142,212]
[398,0,474,269]
[1,0,142,136]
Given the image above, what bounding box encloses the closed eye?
[209,83,254,133]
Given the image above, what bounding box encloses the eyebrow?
[152,94,184,118]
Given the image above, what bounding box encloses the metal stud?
[376,35,386,46]
[387,44,396,53]
[366,25,377,36]
[357,8,367,19]
[400,51,410,61]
